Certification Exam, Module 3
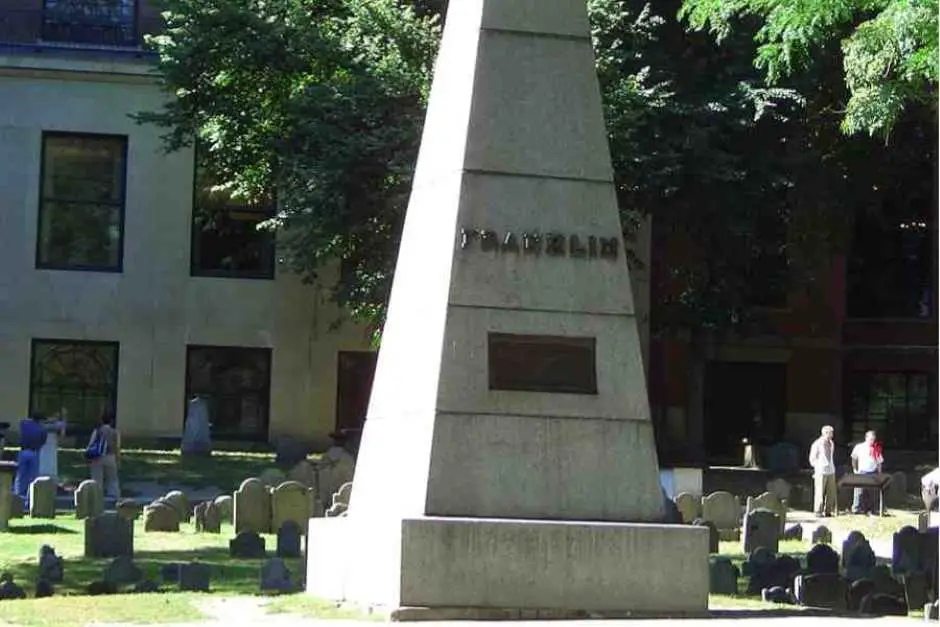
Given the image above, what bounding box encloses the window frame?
[36,131,128,273]
[41,0,141,48]
[27,338,120,430]
[844,370,935,450]
[183,345,273,442]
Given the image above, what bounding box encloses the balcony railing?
[0,1,163,50]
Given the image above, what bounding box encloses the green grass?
[264,595,380,620]
[55,448,278,494]
[0,593,207,626]
[0,517,302,598]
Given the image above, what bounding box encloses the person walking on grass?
[809,425,837,517]
[13,412,47,509]
[87,409,121,499]
[850,430,883,515]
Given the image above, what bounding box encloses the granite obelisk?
[307,0,708,614]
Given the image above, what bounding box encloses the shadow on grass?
[709,609,882,619]
[3,546,302,598]
[6,524,80,535]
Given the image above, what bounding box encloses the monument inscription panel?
[487,333,597,394]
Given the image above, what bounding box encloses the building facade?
[0,0,373,445]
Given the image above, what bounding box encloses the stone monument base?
[306,516,709,616]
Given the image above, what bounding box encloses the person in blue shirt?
[13,413,47,509]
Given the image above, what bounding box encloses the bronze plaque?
[488,333,597,395]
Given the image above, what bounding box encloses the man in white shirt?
[808,425,837,517]
[850,430,883,515]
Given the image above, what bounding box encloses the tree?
[678,0,939,138]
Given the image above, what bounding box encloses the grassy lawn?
[55,448,278,494]
[0,593,207,626]
[265,595,380,620]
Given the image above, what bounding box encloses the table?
[838,472,893,516]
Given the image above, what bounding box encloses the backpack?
[85,428,109,461]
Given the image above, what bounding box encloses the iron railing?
[0,1,162,49]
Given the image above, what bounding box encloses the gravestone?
[234,478,271,534]
[742,546,777,593]
[782,523,802,541]
[746,492,787,534]
[35,578,54,598]
[271,481,313,533]
[134,580,160,593]
[325,502,347,518]
[708,557,738,595]
[277,520,303,558]
[842,531,868,568]
[144,502,180,532]
[859,592,908,616]
[161,563,183,584]
[870,565,905,598]
[288,460,318,490]
[812,525,832,544]
[746,553,799,595]
[182,396,212,456]
[903,572,929,612]
[306,0,709,613]
[692,518,719,554]
[848,578,876,612]
[674,492,700,524]
[761,586,792,604]
[86,580,117,596]
[845,537,877,582]
[194,502,222,533]
[794,573,848,610]
[179,561,210,592]
[259,468,286,489]
[29,476,56,519]
[893,525,920,575]
[0,572,26,600]
[116,499,142,521]
[214,495,234,524]
[74,479,103,520]
[230,530,266,558]
[702,491,740,530]
[163,491,190,523]
[261,557,294,593]
[85,512,134,558]
[275,439,310,467]
[332,482,353,508]
[805,543,839,575]
[766,478,792,503]
[103,555,142,585]
[743,508,780,554]
[316,446,355,507]
[38,545,63,582]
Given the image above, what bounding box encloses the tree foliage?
[678,0,939,138]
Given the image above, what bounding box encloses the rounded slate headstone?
[213,495,234,524]
[692,518,719,554]
[811,525,832,545]
[806,543,839,575]
[708,557,738,595]
[144,502,180,532]
[162,491,190,523]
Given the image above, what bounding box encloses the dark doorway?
[704,361,787,464]
[335,351,378,434]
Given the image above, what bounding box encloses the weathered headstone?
[103,555,142,585]
[746,492,787,535]
[674,492,700,524]
[766,478,792,503]
[261,557,294,592]
[85,512,134,558]
[325,502,347,518]
[692,518,719,554]
[782,523,803,541]
[230,530,266,558]
[805,543,839,575]
[0,572,26,600]
[842,531,868,569]
[38,545,63,582]
[35,578,54,598]
[903,571,929,612]
[708,557,738,595]
[332,482,353,508]
[702,491,740,530]
[74,479,103,520]
[892,525,920,575]
[181,396,212,456]
[277,520,303,558]
[234,478,271,534]
[288,460,318,490]
[747,553,799,595]
[144,502,180,532]
[163,491,190,524]
[194,502,222,533]
[305,0,709,613]
[845,537,877,582]
[29,476,56,519]
[161,563,183,583]
[811,525,832,544]
[743,508,780,554]
[179,561,210,592]
[794,573,848,610]
[116,499,142,521]
[859,592,908,616]
[213,495,234,524]
[271,481,313,533]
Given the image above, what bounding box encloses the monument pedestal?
[308,516,707,615]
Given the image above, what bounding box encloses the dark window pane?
[38,134,125,270]
[29,340,119,430]
[185,346,271,441]
[42,0,138,46]
[845,371,935,450]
